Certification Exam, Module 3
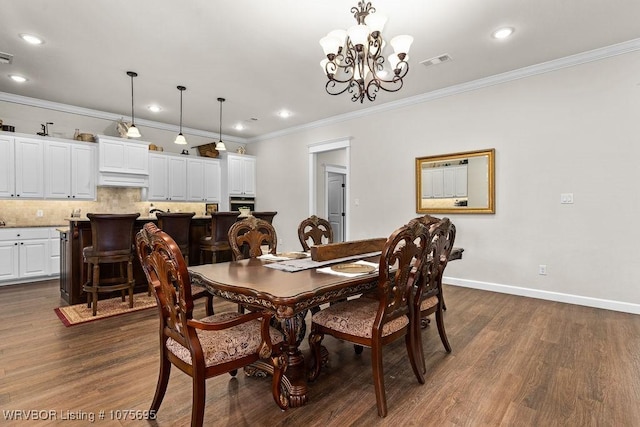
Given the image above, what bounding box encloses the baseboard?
[444,277,640,315]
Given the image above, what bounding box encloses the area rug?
[54,293,157,326]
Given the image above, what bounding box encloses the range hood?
[96,135,149,188]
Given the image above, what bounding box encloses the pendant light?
[216,97,227,151]
[126,71,141,138]
[174,85,187,145]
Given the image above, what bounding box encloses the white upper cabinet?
[227,154,255,196]
[97,135,148,175]
[14,136,44,199]
[187,157,221,202]
[0,135,16,198]
[148,153,187,201]
[45,140,96,200]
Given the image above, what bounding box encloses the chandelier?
[320,1,413,103]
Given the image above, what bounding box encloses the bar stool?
[156,212,213,316]
[156,212,195,264]
[82,213,140,316]
[199,212,241,264]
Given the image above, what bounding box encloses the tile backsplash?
[0,188,208,227]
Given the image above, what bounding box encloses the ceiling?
[1,0,640,142]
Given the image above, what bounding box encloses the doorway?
[326,168,346,242]
[308,137,350,241]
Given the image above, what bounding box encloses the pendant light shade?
[125,71,141,138]
[174,85,187,145]
[216,97,227,151]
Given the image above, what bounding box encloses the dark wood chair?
[308,220,430,417]
[414,216,454,373]
[228,215,277,260]
[157,212,213,316]
[82,213,140,316]
[135,222,288,427]
[297,215,333,251]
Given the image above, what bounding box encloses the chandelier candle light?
[320,1,413,103]
[126,71,141,138]
[174,85,187,145]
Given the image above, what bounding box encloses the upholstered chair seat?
[311,299,409,339]
[419,295,439,312]
[166,312,284,367]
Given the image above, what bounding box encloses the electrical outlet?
[539,264,547,275]
[36,209,44,217]
[560,193,574,204]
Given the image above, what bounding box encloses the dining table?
[188,247,464,408]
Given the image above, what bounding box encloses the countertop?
[65,215,212,222]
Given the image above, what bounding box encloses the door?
[327,171,345,242]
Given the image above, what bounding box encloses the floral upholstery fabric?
[420,295,439,311]
[166,312,284,367]
[312,298,409,338]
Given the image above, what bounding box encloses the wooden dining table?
[188,247,464,408]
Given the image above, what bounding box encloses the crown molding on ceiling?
[0,91,244,143]
[247,37,640,143]
[1,38,639,145]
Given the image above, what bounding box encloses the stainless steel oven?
[229,196,255,213]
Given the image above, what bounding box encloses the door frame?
[308,137,350,241]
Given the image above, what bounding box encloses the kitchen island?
[59,215,211,305]
[59,211,279,305]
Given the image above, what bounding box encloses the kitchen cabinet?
[226,153,255,196]
[421,165,467,199]
[44,140,96,199]
[0,227,53,285]
[187,157,221,202]
[147,153,187,201]
[96,135,149,187]
[0,135,44,199]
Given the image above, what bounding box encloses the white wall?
[252,50,640,313]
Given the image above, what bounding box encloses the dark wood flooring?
[1,280,639,426]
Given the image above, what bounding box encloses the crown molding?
[2,38,639,145]
[248,37,640,143]
[0,91,246,143]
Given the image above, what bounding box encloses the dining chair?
[156,212,213,316]
[135,222,288,427]
[298,215,335,314]
[82,213,140,316]
[413,216,454,374]
[415,214,448,311]
[308,219,431,417]
[228,215,277,260]
[297,215,334,251]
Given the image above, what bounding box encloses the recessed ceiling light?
[19,33,44,45]
[278,110,291,118]
[492,27,514,39]
[147,105,162,113]
[233,124,245,131]
[9,74,28,83]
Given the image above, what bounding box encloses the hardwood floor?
[1,280,639,426]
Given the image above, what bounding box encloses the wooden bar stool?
[156,212,213,316]
[82,213,140,316]
[156,212,195,264]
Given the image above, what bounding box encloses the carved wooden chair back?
[308,219,431,417]
[135,222,288,426]
[298,215,334,251]
[412,216,454,373]
[228,215,278,260]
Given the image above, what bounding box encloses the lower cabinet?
[0,227,60,285]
